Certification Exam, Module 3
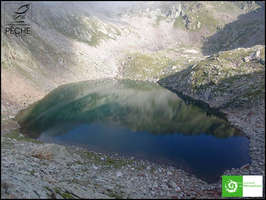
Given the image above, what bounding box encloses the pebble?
[92,164,98,170]
[167,171,172,175]
[169,181,177,189]
[116,171,123,177]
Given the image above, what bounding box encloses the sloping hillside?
[159,45,265,109]
[2,1,264,119]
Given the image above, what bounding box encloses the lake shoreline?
[158,82,265,191]
[1,84,264,198]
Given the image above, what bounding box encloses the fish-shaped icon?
[13,4,30,22]
[15,4,30,15]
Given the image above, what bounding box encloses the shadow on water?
[16,79,251,183]
[201,5,265,55]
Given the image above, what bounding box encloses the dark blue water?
[16,79,250,183]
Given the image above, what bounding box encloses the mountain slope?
[1,1,265,118]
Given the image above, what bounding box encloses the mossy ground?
[3,129,43,144]
[121,52,182,80]
[173,2,220,33]
[161,45,265,109]
[80,151,134,169]
[173,16,186,29]
[191,46,264,87]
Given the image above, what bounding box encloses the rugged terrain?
[1,1,265,199]
[2,1,264,118]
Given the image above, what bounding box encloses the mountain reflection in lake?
[16,79,250,183]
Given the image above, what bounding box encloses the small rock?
[116,171,123,177]
[255,50,260,58]
[243,57,250,62]
[167,171,172,175]
[92,164,98,170]
[197,21,201,29]
[168,181,177,189]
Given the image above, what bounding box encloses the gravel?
[2,99,264,199]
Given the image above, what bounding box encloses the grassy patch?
[104,157,131,169]
[211,2,241,15]
[173,16,186,29]
[162,45,265,109]
[105,190,123,199]
[3,129,43,144]
[81,151,102,163]
[190,46,265,89]
[30,169,35,176]
[80,151,132,169]
[178,2,220,32]
[122,52,179,80]
[44,186,77,199]
[155,15,167,26]
[61,191,75,199]
[52,187,75,199]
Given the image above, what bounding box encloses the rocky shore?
[2,119,220,199]
[1,91,264,199]
[2,48,265,198]
[158,45,265,179]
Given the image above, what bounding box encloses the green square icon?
[222,176,243,197]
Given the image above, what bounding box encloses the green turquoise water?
[16,79,250,182]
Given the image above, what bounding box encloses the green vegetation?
[187,46,265,89]
[30,169,35,176]
[161,45,265,109]
[173,2,220,32]
[155,15,167,26]
[3,129,43,144]
[173,16,186,29]
[104,157,131,169]
[50,187,75,199]
[210,1,242,15]
[80,151,133,169]
[81,151,102,164]
[61,192,75,199]
[105,190,123,199]
[121,52,180,80]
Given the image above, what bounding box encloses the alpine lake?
[16,79,250,183]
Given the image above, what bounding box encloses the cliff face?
[1,1,265,118]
